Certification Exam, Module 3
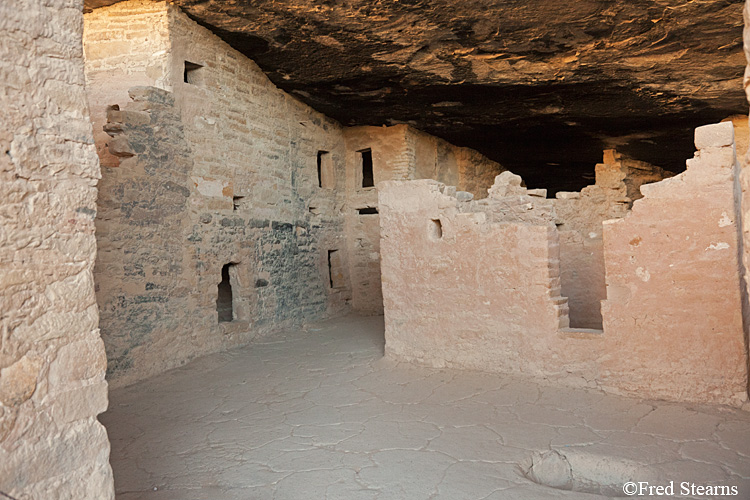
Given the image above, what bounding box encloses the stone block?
[48,331,107,387]
[694,121,734,150]
[0,355,41,407]
[107,134,135,157]
[455,191,473,201]
[602,148,620,164]
[49,382,109,424]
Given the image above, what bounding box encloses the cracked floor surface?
[101,315,750,499]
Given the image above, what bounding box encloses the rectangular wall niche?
[317,151,335,188]
[217,263,236,322]
[184,61,204,85]
[328,250,345,289]
[233,196,244,211]
[358,207,378,215]
[360,149,374,188]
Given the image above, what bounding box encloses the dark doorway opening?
[217,263,235,322]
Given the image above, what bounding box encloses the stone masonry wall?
[85,1,505,381]
[167,3,351,324]
[740,0,750,401]
[379,180,578,378]
[408,127,505,199]
[343,126,410,315]
[84,0,171,169]
[344,125,504,315]
[0,0,114,497]
[86,1,352,387]
[94,87,197,382]
[380,124,748,405]
[600,122,747,405]
[554,150,673,329]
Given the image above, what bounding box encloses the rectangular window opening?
[217,263,236,322]
[327,250,345,289]
[184,61,204,85]
[358,207,378,215]
[317,150,334,188]
[360,149,374,188]
[233,196,244,211]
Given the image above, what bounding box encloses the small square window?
[184,61,204,85]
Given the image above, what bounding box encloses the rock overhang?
[83,0,747,191]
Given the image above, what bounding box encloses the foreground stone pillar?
[740,0,750,405]
[0,0,115,497]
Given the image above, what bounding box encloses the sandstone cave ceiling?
[85,0,746,191]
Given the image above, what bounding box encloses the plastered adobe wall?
[380,123,748,405]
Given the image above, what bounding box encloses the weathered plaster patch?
[635,267,651,282]
[192,176,231,198]
[707,242,730,251]
[718,212,732,227]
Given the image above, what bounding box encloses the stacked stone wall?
[84,0,506,382]
[0,0,114,496]
[343,125,505,315]
[84,0,171,169]
[601,122,747,405]
[379,124,748,405]
[553,151,673,329]
[379,180,574,377]
[408,126,504,199]
[343,126,410,315]
[86,1,351,387]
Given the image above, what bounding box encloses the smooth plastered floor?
[101,315,750,499]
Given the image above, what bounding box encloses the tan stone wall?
[0,0,114,497]
[379,181,574,378]
[84,0,171,168]
[85,1,352,386]
[601,122,747,405]
[408,126,504,199]
[456,147,508,199]
[554,151,673,329]
[343,125,504,315]
[379,124,748,405]
[84,1,505,378]
[343,126,410,315]
[740,0,750,402]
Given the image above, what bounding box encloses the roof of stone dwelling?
[84,0,747,191]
